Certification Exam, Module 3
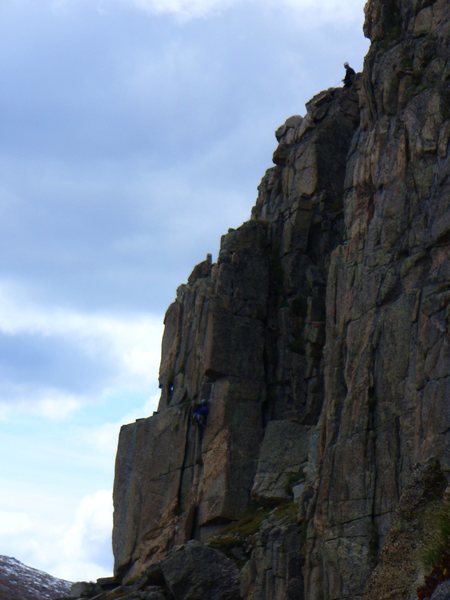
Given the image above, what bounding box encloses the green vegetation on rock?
[420,504,450,570]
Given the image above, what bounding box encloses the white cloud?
[122,0,365,25]
[1,389,84,422]
[52,560,111,582]
[128,0,236,19]
[78,393,160,458]
[0,286,162,579]
[0,285,163,381]
[0,490,113,582]
[0,396,161,581]
[33,395,82,421]
[58,489,113,579]
[0,403,11,422]
[2,393,81,422]
[278,0,364,17]
[0,283,164,418]
[0,485,73,575]
[47,0,365,23]
[0,510,33,536]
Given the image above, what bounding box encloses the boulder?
[160,542,240,600]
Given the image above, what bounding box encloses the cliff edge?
[80,0,450,599]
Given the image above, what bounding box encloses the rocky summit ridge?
[68,0,449,599]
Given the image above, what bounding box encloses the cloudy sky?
[0,0,370,583]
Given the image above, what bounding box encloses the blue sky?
[0,0,369,582]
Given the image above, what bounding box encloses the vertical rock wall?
[306,0,450,598]
[113,87,360,587]
[112,1,449,598]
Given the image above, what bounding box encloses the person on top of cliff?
[342,62,356,88]
[193,399,209,436]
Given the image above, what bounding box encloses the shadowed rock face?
[113,85,361,588]
[305,1,450,597]
[160,541,240,600]
[110,1,450,599]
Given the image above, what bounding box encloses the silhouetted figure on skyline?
[343,62,356,87]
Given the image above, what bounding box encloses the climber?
[193,399,209,437]
[342,62,356,88]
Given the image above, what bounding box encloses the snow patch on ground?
[0,555,72,600]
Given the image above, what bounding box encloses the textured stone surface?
[239,508,303,600]
[160,541,240,600]
[110,0,450,598]
[252,420,310,505]
[113,80,360,584]
[431,580,450,600]
[304,0,450,597]
[113,408,192,580]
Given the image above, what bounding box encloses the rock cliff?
[113,84,361,596]
[81,1,449,599]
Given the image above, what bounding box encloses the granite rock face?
[109,1,450,599]
[113,83,361,588]
[160,541,240,600]
[251,420,310,505]
[305,1,450,597]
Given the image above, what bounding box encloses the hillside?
[0,556,71,600]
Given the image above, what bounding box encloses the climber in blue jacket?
[193,399,209,436]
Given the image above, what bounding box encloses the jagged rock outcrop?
[106,1,449,599]
[113,83,360,588]
[0,555,71,600]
